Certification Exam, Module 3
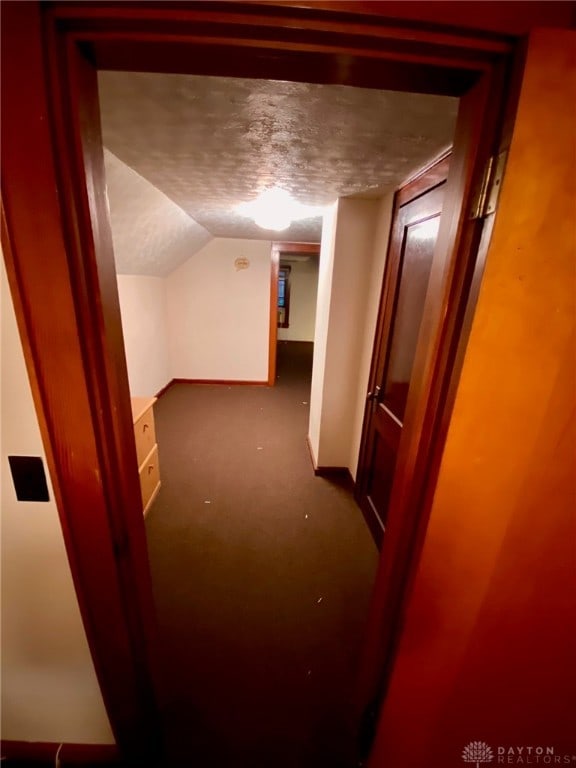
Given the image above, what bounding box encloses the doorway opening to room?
[270,240,320,394]
[96,69,458,764]
[2,4,517,765]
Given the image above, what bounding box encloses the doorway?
[271,241,321,389]
[96,68,456,764]
[1,3,514,763]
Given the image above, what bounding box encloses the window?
[278,265,291,328]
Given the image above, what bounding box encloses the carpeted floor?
[145,341,378,767]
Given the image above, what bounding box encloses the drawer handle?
[147,465,154,474]
[142,423,149,432]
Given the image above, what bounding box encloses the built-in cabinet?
[130,396,161,516]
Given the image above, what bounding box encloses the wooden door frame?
[1,0,526,760]
[269,241,320,385]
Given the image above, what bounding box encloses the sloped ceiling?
[99,72,458,246]
[104,149,212,276]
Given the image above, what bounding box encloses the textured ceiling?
[98,72,458,242]
[104,149,212,276]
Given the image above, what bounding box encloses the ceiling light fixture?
[236,187,326,231]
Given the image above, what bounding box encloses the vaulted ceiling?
[99,71,458,263]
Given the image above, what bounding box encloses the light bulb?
[236,187,326,231]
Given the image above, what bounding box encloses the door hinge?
[469,150,507,220]
[366,384,381,411]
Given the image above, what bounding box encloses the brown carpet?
[145,341,378,767]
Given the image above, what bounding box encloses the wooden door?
[356,156,449,547]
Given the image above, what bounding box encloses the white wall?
[116,275,171,397]
[309,204,338,463]
[278,258,319,342]
[309,196,394,473]
[0,257,114,744]
[349,193,394,479]
[112,195,392,472]
[166,238,272,382]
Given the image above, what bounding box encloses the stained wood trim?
[49,2,513,55]
[272,241,321,254]
[253,1,575,37]
[354,56,512,749]
[269,245,280,385]
[1,1,518,762]
[1,3,161,760]
[412,38,528,581]
[277,264,291,329]
[155,379,175,399]
[268,241,320,376]
[173,378,269,386]
[314,466,355,489]
[49,2,514,56]
[304,437,355,488]
[86,41,479,96]
[45,2,512,99]
[270,242,320,381]
[274,241,320,346]
[396,151,452,207]
[0,741,120,766]
[359,496,387,552]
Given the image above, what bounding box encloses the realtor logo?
[462,741,494,767]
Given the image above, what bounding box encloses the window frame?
[277,263,291,328]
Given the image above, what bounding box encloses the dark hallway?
[145,341,378,767]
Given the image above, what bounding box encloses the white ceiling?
[104,149,212,276]
[98,72,458,244]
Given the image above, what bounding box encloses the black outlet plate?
[8,456,50,502]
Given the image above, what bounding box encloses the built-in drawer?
[139,444,160,515]
[134,405,156,467]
